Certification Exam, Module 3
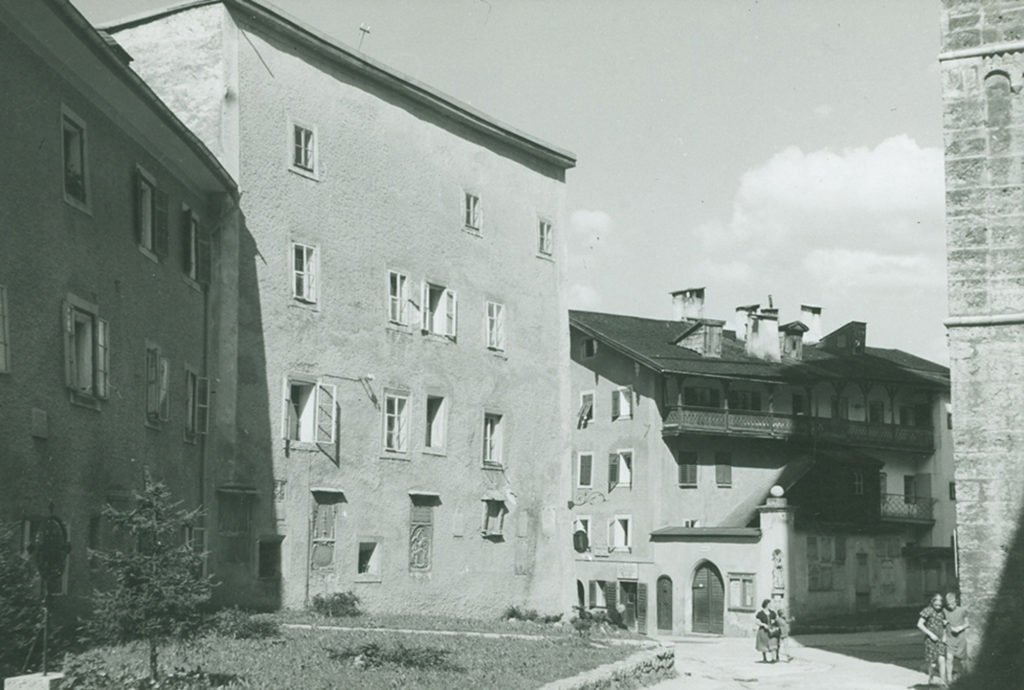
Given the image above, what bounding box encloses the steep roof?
[569,309,949,389]
[102,0,576,170]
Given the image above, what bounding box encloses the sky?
[75,0,949,363]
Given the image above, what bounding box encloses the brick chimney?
[801,304,823,345]
[671,287,705,321]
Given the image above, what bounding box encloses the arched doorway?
[656,575,673,631]
[576,580,585,610]
[692,562,725,634]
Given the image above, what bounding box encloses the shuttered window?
[677,451,698,487]
[715,452,732,487]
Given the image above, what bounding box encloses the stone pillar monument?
[758,486,796,614]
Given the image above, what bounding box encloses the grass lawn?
[66,627,641,689]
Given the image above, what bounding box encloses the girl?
[917,592,947,686]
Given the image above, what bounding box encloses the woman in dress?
[944,590,969,683]
[917,592,947,686]
[755,599,779,662]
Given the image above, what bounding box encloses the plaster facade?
[0,0,237,613]
[112,1,574,617]
[940,1,1024,677]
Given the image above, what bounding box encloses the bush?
[0,525,42,677]
[206,608,280,640]
[62,650,239,689]
[328,641,461,672]
[503,605,562,624]
[311,591,361,618]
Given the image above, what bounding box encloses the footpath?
[645,632,931,690]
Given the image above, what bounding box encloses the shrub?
[328,641,461,672]
[311,591,361,618]
[503,605,562,624]
[0,525,42,677]
[207,608,280,640]
[62,650,238,689]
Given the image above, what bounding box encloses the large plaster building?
[940,1,1024,679]
[106,0,576,615]
[0,0,239,611]
[569,289,953,635]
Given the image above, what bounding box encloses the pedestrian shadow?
[791,633,922,673]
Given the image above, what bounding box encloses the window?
[608,450,633,491]
[383,392,410,453]
[258,537,282,579]
[949,481,956,501]
[388,271,409,325]
[577,392,594,429]
[482,500,506,537]
[715,452,732,487]
[0,285,9,373]
[424,395,446,451]
[285,379,336,444]
[791,393,805,415]
[903,475,916,504]
[538,220,553,256]
[589,579,609,608]
[181,209,211,284]
[868,400,885,424]
[185,368,210,437]
[144,345,170,425]
[218,492,253,564]
[62,108,88,207]
[607,516,631,551]
[576,453,594,489]
[464,192,481,230]
[290,122,317,175]
[728,390,762,411]
[807,535,837,591]
[482,413,504,466]
[899,405,914,426]
[292,243,318,304]
[611,387,633,421]
[728,573,756,611]
[947,411,953,430]
[852,470,865,496]
[311,494,338,569]
[135,169,168,257]
[409,498,434,572]
[421,282,457,338]
[879,471,888,493]
[684,386,721,408]
[581,338,598,359]
[486,301,506,351]
[358,541,381,578]
[63,297,109,402]
[677,450,698,487]
[832,396,850,420]
[575,516,591,545]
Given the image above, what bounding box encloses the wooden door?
[855,552,871,611]
[692,563,725,634]
[620,582,638,629]
[657,576,673,631]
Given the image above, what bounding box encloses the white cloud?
[813,103,833,119]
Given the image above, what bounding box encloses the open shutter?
[495,304,505,348]
[315,382,337,444]
[605,581,618,613]
[197,225,212,285]
[146,350,159,418]
[154,188,169,257]
[626,386,635,417]
[62,300,76,389]
[282,382,293,440]
[588,580,597,608]
[611,389,620,419]
[95,318,109,399]
[196,377,210,434]
[608,453,619,492]
[637,582,649,634]
[133,173,143,244]
[182,213,194,274]
[159,357,170,421]
[445,289,457,338]
[420,282,430,331]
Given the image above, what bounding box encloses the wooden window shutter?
[611,389,620,419]
[637,582,649,634]
[133,172,143,244]
[154,188,169,257]
[608,453,619,492]
[604,581,618,612]
[159,357,170,421]
[62,301,76,389]
[181,213,193,274]
[445,289,457,338]
[315,382,337,444]
[196,225,212,285]
[196,377,210,434]
[588,580,597,607]
[95,318,110,399]
[420,282,430,331]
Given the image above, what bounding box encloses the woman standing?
[944,591,969,683]
[755,599,779,663]
[917,592,947,686]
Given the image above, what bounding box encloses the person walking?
[755,599,779,663]
[917,592,947,686]
[773,598,793,662]
[944,590,969,684]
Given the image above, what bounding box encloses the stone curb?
[283,622,646,645]
[536,643,675,690]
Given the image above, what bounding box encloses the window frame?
[291,242,319,305]
[852,469,865,496]
[387,270,410,326]
[144,342,170,427]
[581,338,598,359]
[577,390,595,428]
[677,450,698,488]
[609,449,633,490]
[356,539,383,581]
[715,451,732,488]
[423,394,447,454]
[283,376,337,445]
[537,218,554,257]
[482,412,505,468]
[61,105,90,212]
[481,499,507,538]
[485,301,506,351]
[463,191,482,232]
[63,294,109,406]
[287,118,319,179]
[576,452,594,489]
[0,284,9,374]
[181,205,201,284]
[310,494,338,571]
[257,536,283,580]
[727,572,757,612]
[607,515,632,552]
[185,365,210,441]
[611,386,634,421]
[134,166,167,260]
[421,281,458,339]
[382,389,411,455]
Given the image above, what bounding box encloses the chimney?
[801,304,823,345]
[779,321,809,360]
[745,308,781,362]
[671,287,705,321]
[735,304,760,342]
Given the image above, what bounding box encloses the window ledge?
[422,448,447,457]
[184,431,199,445]
[487,347,508,359]
[287,165,320,182]
[612,416,634,422]
[576,485,593,491]
[69,391,101,410]
[717,483,733,489]
[138,245,160,263]
[386,322,413,335]
[678,483,698,489]
[289,299,320,312]
[354,574,383,583]
[482,462,505,471]
[285,440,324,451]
[461,226,482,238]
[535,252,555,262]
[380,452,411,462]
[63,193,91,216]
[181,274,203,293]
[144,418,164,431]
[422,332,456,344]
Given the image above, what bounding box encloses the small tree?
[87,472,211,681]
[0,525,42,677]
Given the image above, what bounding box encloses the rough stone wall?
[537,645,675,690]
[0,20,224,611]
[941,0,1024,680]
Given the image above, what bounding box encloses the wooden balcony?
[880,493,936,523]
[662,405,934,452]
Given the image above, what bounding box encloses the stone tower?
[941,2,1024,681]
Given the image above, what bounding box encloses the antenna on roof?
[768,294,774,309]
[358,24,372,51]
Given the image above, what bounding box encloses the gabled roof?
[569,309,949,389]
[102,0,576,170]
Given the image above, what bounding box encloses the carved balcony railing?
[662,405,934,452]
[880,493,936,523]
